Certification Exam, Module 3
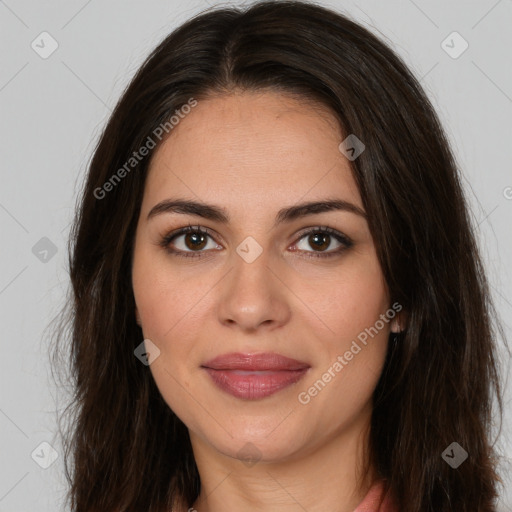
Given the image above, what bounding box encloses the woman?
[52,1,507,510]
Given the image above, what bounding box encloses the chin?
[195,416,310,464]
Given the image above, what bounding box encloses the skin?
[131,90,404,512]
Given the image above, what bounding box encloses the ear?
[390,310,407,333]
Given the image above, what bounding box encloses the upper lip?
[202,352,310,371]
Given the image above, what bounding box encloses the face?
[132,90,397,465]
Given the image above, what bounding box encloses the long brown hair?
[50,1,509,510]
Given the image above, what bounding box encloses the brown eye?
[308,232,331,251]
[183,231,208,251]
[293,226,353,259]
[160,225,221,258]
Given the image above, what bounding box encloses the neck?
[187,403,377,512]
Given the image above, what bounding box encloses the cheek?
[291,252,390,405]
[296,324,389,433]
[132,249,208,342]
[132,250,203,418]
[291,253,389,342]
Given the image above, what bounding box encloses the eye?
[292,226,353,258]
[159,225,221,258]
[159,224,353,259]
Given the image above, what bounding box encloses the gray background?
[0,0,511,510]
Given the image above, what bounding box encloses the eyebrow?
[147,197,367,226]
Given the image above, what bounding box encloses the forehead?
[142,91,363,213]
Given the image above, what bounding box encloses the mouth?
[201,352,311,400]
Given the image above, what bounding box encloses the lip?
[201,352,310,400]
[202,352,310,371]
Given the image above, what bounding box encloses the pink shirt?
[353,479,397,512]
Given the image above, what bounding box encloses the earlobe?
[135,307,142,327]
[390,311,407,333]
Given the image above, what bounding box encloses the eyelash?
[158,224,353,260]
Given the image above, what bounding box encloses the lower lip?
[202,368,310,400]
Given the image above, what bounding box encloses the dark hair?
[50,1,509,510]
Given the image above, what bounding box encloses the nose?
[216,246,292,333]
